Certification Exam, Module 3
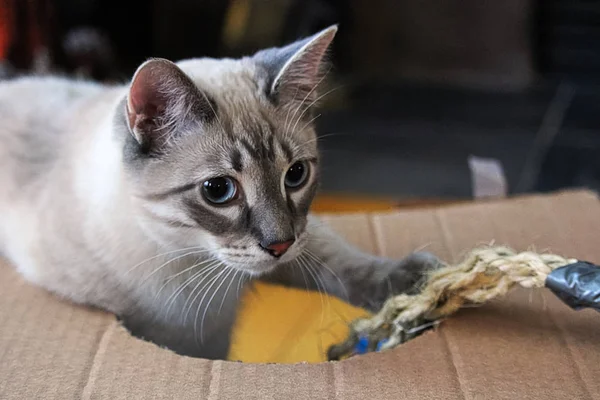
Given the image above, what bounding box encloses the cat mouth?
[224,259,283,276]
[219,233,307,275]
[220,247,302,276]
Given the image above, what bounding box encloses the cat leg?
[266,215,442,311]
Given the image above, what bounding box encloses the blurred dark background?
[1,0,599,200]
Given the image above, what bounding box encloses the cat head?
[119,26,337,275]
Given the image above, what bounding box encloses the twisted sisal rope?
[328,246,576,360]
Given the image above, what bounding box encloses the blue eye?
[202,177,238,204]
[285,161,309,189]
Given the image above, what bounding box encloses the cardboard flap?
[0,263,113,398]
[1,190,599,399]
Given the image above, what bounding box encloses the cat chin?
[224,258,290,277]
[229,262,278,276]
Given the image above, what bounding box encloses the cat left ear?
[126,58,214,152]
[254,25,337,108]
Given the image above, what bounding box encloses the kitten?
[0,26,439,359]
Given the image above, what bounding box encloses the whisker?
[183,267,226,322]
[195,267,232,344]
[304,249,349,301]
[298,254,326,319]
[125,246,208,275]
[289,86,340,138]
[296,113,321,135]
[283,85,301,136]
[306,237,335,244]
[179,262,223,321]
[236,270,245,299]
[302,253,334,316]
[139,249,210,286]
[284,66,332,140]
[295,132,344,151]
[164,261,221,319]
[159,267,208,319]
[201,91,226,134]
[152,257,216,304]
[217,269,239,316]
[306,219,331,228]
[412,242,433,253]
[294,259,310,290]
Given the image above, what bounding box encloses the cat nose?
[260,239,295,258]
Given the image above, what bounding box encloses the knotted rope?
[328,246,577,360]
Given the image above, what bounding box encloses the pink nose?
[263,239,295,257]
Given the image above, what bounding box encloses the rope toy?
[328,246,600,360]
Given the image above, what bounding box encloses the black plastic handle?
[545,262,600,312]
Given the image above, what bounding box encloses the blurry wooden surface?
[312,194,464,213]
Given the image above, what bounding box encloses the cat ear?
[126,58,214,151]
[254,25,337,107]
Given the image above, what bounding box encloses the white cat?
[0,26,439,359]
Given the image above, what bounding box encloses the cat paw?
[393,251,443,291]
[362,252,443,311]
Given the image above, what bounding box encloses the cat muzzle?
[260,239,295,258]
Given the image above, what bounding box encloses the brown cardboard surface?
[1,190,599,399]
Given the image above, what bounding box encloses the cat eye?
[201,177,238,205]
[284,161,309,189]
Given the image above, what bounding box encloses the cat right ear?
[126,58,214,152]
[254,25,337,108]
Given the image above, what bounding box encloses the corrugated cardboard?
[1,190,599,399]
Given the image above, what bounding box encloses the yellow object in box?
[228,282,370,363]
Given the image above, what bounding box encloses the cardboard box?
[1,190,599,399]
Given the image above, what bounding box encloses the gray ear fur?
[254,25,337,107]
